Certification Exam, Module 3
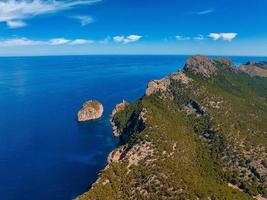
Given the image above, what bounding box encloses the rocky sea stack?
[77,100,104,122]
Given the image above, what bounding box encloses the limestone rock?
[215,57,238,72]
[184,55,217,77]
[77,100,104,122]
[145,71,191,96]
[110,100,129,137]
[111,100,129,117]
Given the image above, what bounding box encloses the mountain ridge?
[77,55,267,200]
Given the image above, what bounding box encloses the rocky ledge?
[145,71,192,96]
[110,100,129,136]
[77,100,104,122]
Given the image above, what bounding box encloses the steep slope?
[77,56,267,200]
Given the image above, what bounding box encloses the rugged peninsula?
[78,56,267,200]
[77,100,104,122]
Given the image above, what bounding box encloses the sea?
[0,55,266,200]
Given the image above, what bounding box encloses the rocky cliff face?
[77,100,104,122]
[110,100,129,136]
[145,71,191,97]
[77,56,267,200]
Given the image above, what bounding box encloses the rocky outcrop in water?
[77,100,104,122]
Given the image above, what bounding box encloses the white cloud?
[208,33,238,41]
[0,38,44,47]
[113,36,125,43]
[49,38,95,45]
[6,20,27,28]
[49,38,71,45]
[194,34,204,40]
[70,39,94,45]
[0,37,95,47]
[176,35,190,41]
[72,15,94,26]
[208,33,221,40]
[220,33,238,41]
[113,35,142,44]
[0,0,100,28]
[195,9,214,15]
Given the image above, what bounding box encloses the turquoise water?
[0,55,265,200]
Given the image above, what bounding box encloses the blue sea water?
[0,55,266,200]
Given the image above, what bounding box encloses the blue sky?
[0,0,266,56]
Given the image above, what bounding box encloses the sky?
[0,0,266,56]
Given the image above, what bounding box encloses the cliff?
[110,100,129,137]
[77,56,267,200]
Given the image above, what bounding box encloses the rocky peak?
[183,55,217,78]
[214,57,238,72]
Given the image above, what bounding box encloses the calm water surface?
[0,55,265,200]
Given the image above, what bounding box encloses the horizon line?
[0,54,267,58]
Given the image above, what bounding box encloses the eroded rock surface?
[111,100,129,117]
[145,71,191,96]
[77,100,104,122]
[184,55,217,77]
[110,100,129,136]
[215,57,238,72]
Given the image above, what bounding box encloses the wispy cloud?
[0,38,44,47]
[0,37,95,47]
[176,35,190,41]
[113,35,142,44]
[194,34,205,40]
[174,33,237,42]
[70,39,94,45]
[195,9,214,15]
[6,20,27,28]
[208,33,238,41]
[49,38,94,45]
[49,38,71,45]
[0,0,101,28]
[72,15,94,26]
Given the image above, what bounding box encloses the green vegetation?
[78,57,267,200]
